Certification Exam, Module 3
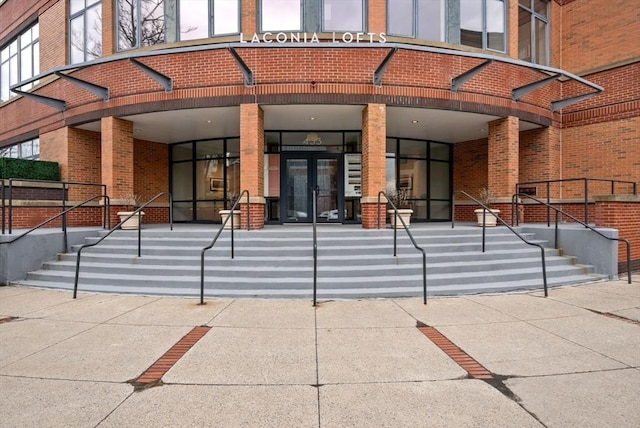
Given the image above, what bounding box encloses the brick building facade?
[1,0,638,268]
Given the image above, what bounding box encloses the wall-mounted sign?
[302,132,323,145]
[240,32,387,44]
[519,187,537,196]
[345,154,362,197]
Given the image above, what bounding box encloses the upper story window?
[0,138,40,160]
[117,0,239,50]
[518,0,548,64]
[387,0,505,52]
[69,0,102,64]
[460,0,505,51]
[388,0,446,42]
[1,22,39,102]
[260,0,365,33]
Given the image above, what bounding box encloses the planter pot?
[117,211,145,230]
[388,209,413,229]
[219,209,241,229]
[474,208,500,227]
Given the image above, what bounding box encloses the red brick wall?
[38,0,66,71]
[3,206,105,229]
[561,118,640,187]
[560,0,639,74]
[134,139,169,201]
[368,0,385,34]
[593,199,640,272]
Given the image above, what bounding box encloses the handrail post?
[626,240,631,284]
[8,179,13,234]
[541,247,548,297]
[1,181,5,234]
[312,187,318,306]
[554,210,559,249]
[451,196,456,229]
[584,178,589,225]
[62,183,67,233]
[546,182,550,227]
[481,209,486,253]
[393,206,397,256]
[245,191,250,231]
[377,192,382,229]
[200,251,205,305]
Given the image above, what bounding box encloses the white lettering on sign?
[240,32,387,44]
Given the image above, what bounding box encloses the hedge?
[0,157,60,181]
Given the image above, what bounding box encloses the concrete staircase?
[17,224,606,299]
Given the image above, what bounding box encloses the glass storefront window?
[179,0,209,40]
[386,137,452,221]
[69,0,102,64]
[171,138,240,222]
[172,162,193,200]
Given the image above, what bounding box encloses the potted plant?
[218,192,241,229]
[386,186,413,228]
[474,187,500,227]
[117,194,144,230]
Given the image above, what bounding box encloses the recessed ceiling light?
[207,120,212,123]
[411,120,419,124]
[134,128,141,132]
[480,128,486,132]
[309,117,316,120]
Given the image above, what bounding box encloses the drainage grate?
[418,325,493,380]
[133,325,211,389]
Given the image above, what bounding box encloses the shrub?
[0,158,60,181]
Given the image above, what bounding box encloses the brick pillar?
[368,0,386,34]
[241,0,257,35]
[40,127,101,200]
[239,104,265,230]
[361,103,387,229]
[520,126,560,199]
[488,116,519,220]
[102,117,134,225]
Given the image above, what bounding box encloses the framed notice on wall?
[344,154,362,197]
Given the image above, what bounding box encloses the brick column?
[102,117,134,224]
[40,127,101,200]
[361,103,387,229]
[239,104,265,230]
[488,116,519,220]
[520,126,561,199]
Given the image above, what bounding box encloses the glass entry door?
[281,153,342,223]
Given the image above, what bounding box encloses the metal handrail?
[377,191,428,305]
[452,190,549,297]
[0,194,110,251]
[512,193,632,284]
[515,178,637,226]
[312,187,318,306]
[199,190,250,304]
[2,178,107,234]
[73,191,173,298]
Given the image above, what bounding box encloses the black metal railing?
[199,190,250,304]
[515,178,637,226]
[513,193,632,284]
[2,178,107,234]
[73,192,173,298]
[377,191,428,305]
[312,187,318,306]
[0,194,110,251]
[452,190,549,297]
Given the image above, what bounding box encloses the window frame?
[1,21,39,102]
[259,0,366,34]
[69,0,102,64]
[0,138,40,160]
[386,0,446,42]
[459,0,507,53]
[518,0,549,65]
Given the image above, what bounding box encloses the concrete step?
[15,225,605,299]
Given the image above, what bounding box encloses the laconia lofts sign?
[240,32,387,44]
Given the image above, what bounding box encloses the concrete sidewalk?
[1,280,639,427]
